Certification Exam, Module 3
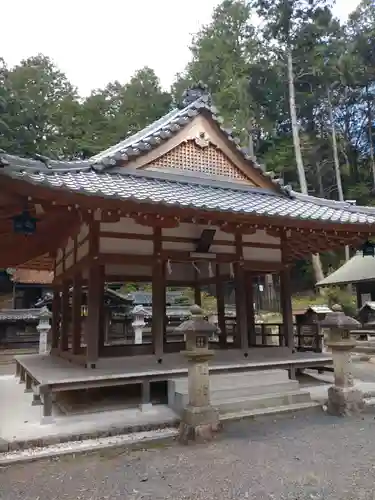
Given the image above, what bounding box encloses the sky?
[2,0,361,97]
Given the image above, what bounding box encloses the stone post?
[131,305,147,345]
[175,305,220,443]
[320,304,364,416]
[37,306,52,355]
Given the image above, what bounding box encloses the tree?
[80,67,172,157]
[251,0,338,283]
[0,54,80,158]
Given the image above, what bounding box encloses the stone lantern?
[37,306,52,355]
[320,304,364,416]
[175,304,220,443]
[131,305,147,345]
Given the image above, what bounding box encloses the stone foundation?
[179,405,221,444]
[327,386,364,416]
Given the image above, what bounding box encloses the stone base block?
[327,386,364,416]
[169,370,300,414]
[179,405,221,444]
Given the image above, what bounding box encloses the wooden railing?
[0,317,324,353]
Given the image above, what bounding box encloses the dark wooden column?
[71,273,83,355]
[234,232,248,351]
[152,227,165,359]
[215,264,226,348]
[86,264,104,368]
[246,272,256,347]
[193,268,202,306]
[280,267,294,350]
[51,286,61,349]
[59,280,70,352]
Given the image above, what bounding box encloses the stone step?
[172,379,300,412]
[170,369,291,393]
[220,401,320,421]
[213,390,312,415]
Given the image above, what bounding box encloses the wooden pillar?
[194,286,202,306]
[215,264,226,348]
[234,232,248,351]
[280,267,294,350]
[86,264,104,368]
[152,227,165,359]
[51,286,61,349]
[59,280,70,352]
[246,272,256,347]
[71,273,83,355]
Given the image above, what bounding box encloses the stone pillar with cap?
[175,304,220,443]
[131,305,147,345]
[320,304,364,416]
[37,306,52,355]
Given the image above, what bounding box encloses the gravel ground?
[2,408,375,500]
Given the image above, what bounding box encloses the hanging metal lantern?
[361,240,375,257]
[12,210,38,235]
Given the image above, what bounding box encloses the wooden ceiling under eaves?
[0,188,76,271]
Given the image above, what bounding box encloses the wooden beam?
[51,286,61,349]
[234,232,248,351]
[215,264,226,348]
[71,273,83,355]
[246,272,256,346]
[196,228,216,253]
[86,264,104,368]
[280,231,294,350]
[152,227,165,359]
[59,280,70,352]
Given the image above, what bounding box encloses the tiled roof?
[89,86,274,184]
[0,308,40,321]
[10,269,54,285]
[317,252,375,286]
[1,84,375,227]
[2,159,375,226]
[0,86,279,190]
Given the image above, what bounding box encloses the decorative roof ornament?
[181,82,211,108]
[194,131,211,149]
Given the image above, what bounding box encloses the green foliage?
[325,287,357,317]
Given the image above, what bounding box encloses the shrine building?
[1,85,375,419]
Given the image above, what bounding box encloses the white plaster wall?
[65,253,74,269]
[100,238,154,255]
[77,223,89,243]
[76,241,89,261]
[100,217,153,235]
[242,229,280,245]
[162,241,196,252]
[55,263,63,276]
[209,244,236,255]
[242,246,281,262]
[65,237,74,254]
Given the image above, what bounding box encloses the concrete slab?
[0,375,178,450]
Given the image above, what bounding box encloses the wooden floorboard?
[14,349,333,388]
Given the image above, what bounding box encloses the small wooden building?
[9,268,53,309]
[357,302,375,326]
[317,251,375,309]
[0,308,40,348]
[294,305,332,351]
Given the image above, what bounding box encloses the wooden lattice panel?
[145,141,252,184]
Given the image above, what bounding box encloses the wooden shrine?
[1,83,375,376]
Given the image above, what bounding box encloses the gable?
[144,140,253,185]
[126,115,274,190]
